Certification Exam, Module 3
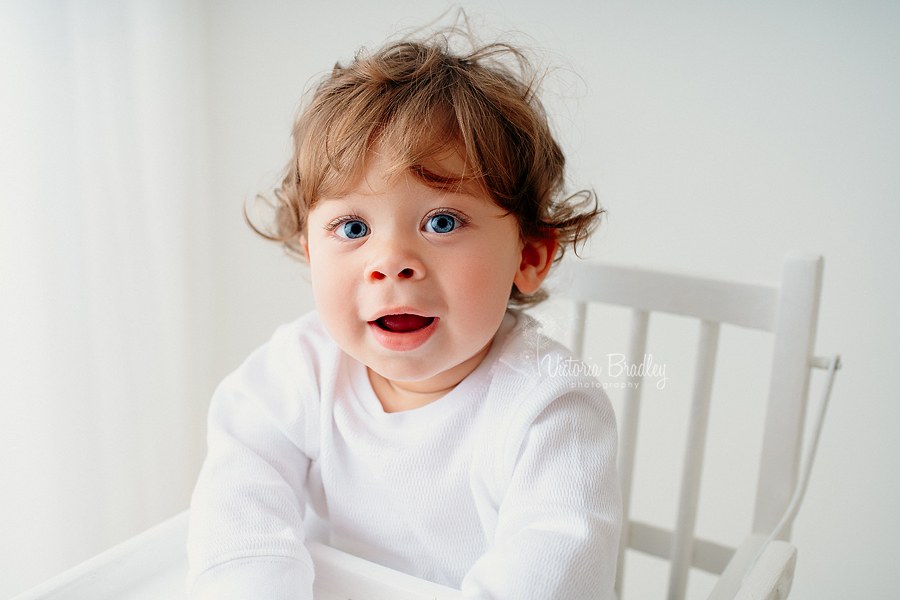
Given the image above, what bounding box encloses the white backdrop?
[0,0,212,595]
[1,0,898,598]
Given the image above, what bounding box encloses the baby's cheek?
[452,254,515,315]
[311,260,352,321]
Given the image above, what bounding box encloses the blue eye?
[425,214,457,234]
[337,220,368,239]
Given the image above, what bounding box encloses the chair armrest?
[12,510,190,600]
[734,540,796,600]
[707,534,797,600]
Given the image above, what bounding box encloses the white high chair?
[13,253,840,600]
[560,252,839,600]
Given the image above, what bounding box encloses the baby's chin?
[366,340,492,389]
[365,358,455,386]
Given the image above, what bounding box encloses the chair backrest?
[556,253,824,600]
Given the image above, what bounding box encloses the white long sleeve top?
[187,310,621,599]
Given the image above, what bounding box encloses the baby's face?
[302,149,525,396]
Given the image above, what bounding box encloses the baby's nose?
[366,240,426,282]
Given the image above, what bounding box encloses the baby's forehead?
[319,141,491,202]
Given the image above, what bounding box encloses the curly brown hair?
[248,28,603,307]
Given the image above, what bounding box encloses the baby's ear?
[513,237,558,295]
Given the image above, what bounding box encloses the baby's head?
[257,29,602,306]
[252,29,603,402]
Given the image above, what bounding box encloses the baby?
[187,27,621,600]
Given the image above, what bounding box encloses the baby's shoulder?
[472,312,617,495]
[483,312,613,432]
[270,310,335,356]
[492,312,604,399]
[215,311,339,417]
[236,311,337,378]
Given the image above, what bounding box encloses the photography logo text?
[540,353,669,390]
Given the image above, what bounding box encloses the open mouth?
[368,313,439,351]
[374,314,436,333]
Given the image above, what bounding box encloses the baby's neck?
[367,340,492,413]
[367,372,455,413]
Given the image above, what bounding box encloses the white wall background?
[1,0,897,598]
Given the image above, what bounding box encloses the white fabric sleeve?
[461,392,621,600]
[187,329,320,600]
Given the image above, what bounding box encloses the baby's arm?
[462,391,621,599]
[187,329,319,600]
